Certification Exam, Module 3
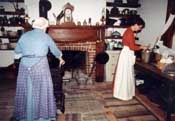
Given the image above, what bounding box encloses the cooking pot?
[9,42,16,49]
[141,49,151,63]
[17,29,24,36]
[0,17,4,25]
[95,52,109,64]
[130,10,137,15]
[110,6,119,15]
[9,17,18,25]
[122,9,130,15]
[0,6,5,12]
[7,31,17,37]
[106,18,117,25]
[0,43,8,50]
[3,16,8,25]
[111,31,121,38]
[119,18,127,26]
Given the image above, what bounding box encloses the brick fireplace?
[48,25,105,82]
[57,41,96,80]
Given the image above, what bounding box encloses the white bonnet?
[32,17,49,29]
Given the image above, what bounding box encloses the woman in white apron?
[113,16,147,100]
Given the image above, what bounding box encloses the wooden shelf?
[105,36,139,40]
[0,0,24,2]
[105,25,128,28]
[0,11,25,15]
[108,14,140,18]
[0,36,19,39]
[107,2,141,8]
[0,24,25,27]
[0,48,14,50]
[105,36,122,39]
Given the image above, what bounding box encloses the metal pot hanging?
[95,52,109,64]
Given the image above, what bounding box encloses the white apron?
[113,46,136,100]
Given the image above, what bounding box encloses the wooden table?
[135,61,175,121]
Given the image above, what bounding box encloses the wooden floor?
[0,79,158,121]
[135,90,166,121]
[0,67,174,121]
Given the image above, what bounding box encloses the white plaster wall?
[25,0,106,25]
[25,0,39,23]
[137,0,168,47]
[0,0,169,47]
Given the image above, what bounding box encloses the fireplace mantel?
[47,25,103,43]
[47,25,105,82]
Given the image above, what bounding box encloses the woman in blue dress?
[13,17,65,121]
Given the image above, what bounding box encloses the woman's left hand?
[59,57,65,66]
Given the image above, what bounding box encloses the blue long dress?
[13,28,62,121]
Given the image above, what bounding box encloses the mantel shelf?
[108,14,140,18]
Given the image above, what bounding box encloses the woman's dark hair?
[128,16,145,28]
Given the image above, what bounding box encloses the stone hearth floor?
[0,77,160,121]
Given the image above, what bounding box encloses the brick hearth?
[57,41,96,81]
